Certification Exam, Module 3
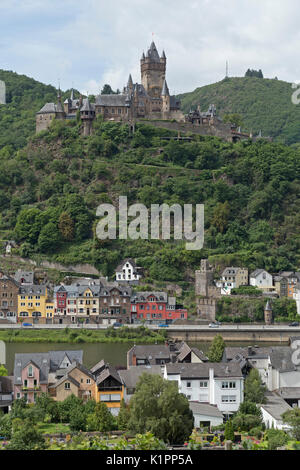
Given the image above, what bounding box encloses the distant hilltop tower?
[141,42,166,98]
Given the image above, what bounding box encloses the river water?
[3,340,285,375]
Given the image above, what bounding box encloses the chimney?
[209,368,215,404]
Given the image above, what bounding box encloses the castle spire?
[127,74,133,88]
[161,50,166,59]
[70,88,75,101]
[161,79,170,96]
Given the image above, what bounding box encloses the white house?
[250,269,273,291]
[189,402,224,428]
[218,267,249,295]
[164,362,244,419]
[293,284,300,315]
[115,258,142,283]
[260,392,292,431]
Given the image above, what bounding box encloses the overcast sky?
[1,0,300,95]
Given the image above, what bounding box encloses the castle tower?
[56,88,65,120]
[127,74,133,94]
[161,79,170,115]
[80,97,95,136]
[264,300,273,325]
[141,42,166,98]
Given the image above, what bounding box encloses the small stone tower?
[141,42,166,98]
[80,97,95,136]
[264,300,273,325]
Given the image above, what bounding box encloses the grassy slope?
[178,77,300,144]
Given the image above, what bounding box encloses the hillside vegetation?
[178,77,300,144]
[0,70,299,290]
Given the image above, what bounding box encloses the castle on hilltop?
[36,41,185,135]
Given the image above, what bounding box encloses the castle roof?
[37,103,59,114]
[95,94,128,107]
[146,41,160,62]
[80,98,95,112]
[161,79,170,96]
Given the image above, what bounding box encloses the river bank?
[0,326,167,344]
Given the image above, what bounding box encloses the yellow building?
[91,360,124,416]
[18,284,53,324]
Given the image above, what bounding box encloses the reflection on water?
[4,340,287,375]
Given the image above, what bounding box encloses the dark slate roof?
[260,392,292,420]
[19,284,47,296]
[161,80,170,96]
[14,353,50,385]
[14,270,34,284]
[165,362,243,379]
[223,346,271,362]
[191,348,208,362]
[0,272,20,287]
[115,258,138,272]
[66,361,95,381]
[49,374,80,389]
[90,359,105,376]
[275,387,300,399]
[37,103,58,114]
[0,376,13,393]
[95,94,128,107]
[250,269,270,278]
[189,402,223,418]
[128,345,171,365]
[269,347,296,372]
[96,365,122,386]
[177,342,191,362]
[119,365,163,388]
[80,98,95,112]
[146,41,160,62]
[131,292,168,303]
[49,350,83,372]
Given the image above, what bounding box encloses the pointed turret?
[161,50,166,59]
[70,88,75,101]
[161,79,170,96]
[127,74,133,90]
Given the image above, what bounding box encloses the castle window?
[111,108,115,114]
[118,108,122,114]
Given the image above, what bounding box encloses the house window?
[200,381,208,388]
[65,382,71,390]
[186,382,191,388]
[87,379,91,384]
[221,395,236,403]
[28,365,33,377]
[222,381,236,389]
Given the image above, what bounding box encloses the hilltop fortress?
[36,41,254,142]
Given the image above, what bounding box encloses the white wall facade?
[250,271,273,289]
[116,261,140,282]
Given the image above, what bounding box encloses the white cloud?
[1,0,300,93]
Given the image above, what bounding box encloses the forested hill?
[178,77,300,145]
[0,70,78,151]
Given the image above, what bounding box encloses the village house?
[217,267,248,295]
[278,271,300,298]
[130,291,187,324]
[49,361,97,402]
[115,258,143,284]
[13,350,83,403]
[249,269,274,291]
[54,280,132,325]
[163,362,244,420]
[0,271,19,323]
[92,361,124,416]
[18,284,54,324]
[127,342,208,368]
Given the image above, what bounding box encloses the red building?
[131,291,187,324]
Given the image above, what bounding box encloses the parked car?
[113,322,122,328]
[158,324,169,328]
[209,322,219,328]
[22,323,33,327]
[289,322,299,327]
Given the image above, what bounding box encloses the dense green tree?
[282,408,300,440]
[128,373,194,444]
[0,365,8,376]
[5,418,47,450]
[207,335,226,362]
[244,369,267,404]
[224,419,235,441]
[86,402,116,432]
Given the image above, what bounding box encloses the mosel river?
[3,341,284,375]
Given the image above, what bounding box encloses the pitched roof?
[19,284,47,296]
[14,270,34,284]
[260,392,292,421]
[161,79,170,96]
[189,402,223,418]
[49,374,80,389]
[131,292,168,303]
[119,365,164,388]
[90,359,106,376]
[80,98,95,112]
[95,94,128,107]
[96,365,122,386]
[165,362,243,379]
[128,344,171,365]
[250,269,270,278]
[115,258,138,272]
